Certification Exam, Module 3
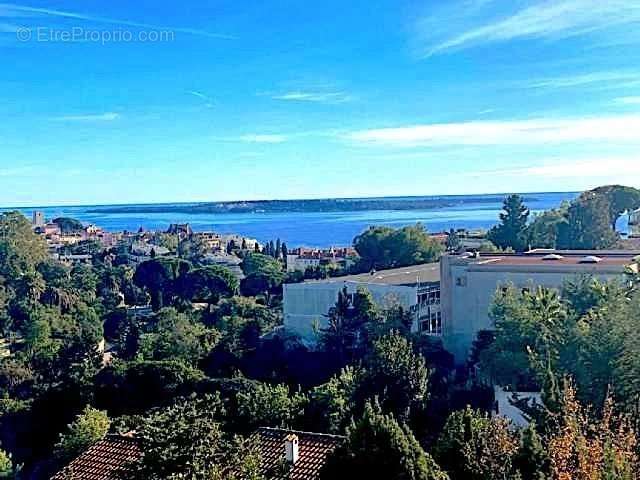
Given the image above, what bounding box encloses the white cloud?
[239,134,287,144]
[346,115,640,147]
[528,71,640,89]
[51,112,120,122]
[272,91,352,104]
[0,3,235,40]
[477,157,640,178]
[417,0,640,57]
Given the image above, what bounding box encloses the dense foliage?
[2,191,640,480]
[354,224,443,270]
[487,186,640,251]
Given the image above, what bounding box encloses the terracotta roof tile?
[256,428,344,480]
[51,435,141,480]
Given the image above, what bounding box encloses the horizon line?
[0,190,581,211]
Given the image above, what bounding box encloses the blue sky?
[1,0,640,206]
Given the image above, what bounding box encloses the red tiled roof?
[51,435,141,480]
[256,428,344,480]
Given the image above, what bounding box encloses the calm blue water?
[0,192,598,247]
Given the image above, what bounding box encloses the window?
[420,311,442,336]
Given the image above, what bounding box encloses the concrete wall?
[441,255,625,363]
[283,281,417,343]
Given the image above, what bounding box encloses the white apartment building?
[283,263,441,344]
[440,250,640,364]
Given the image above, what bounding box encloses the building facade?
[440,250,640,363]
[32,211,45,227]
[630,208,640,238]
[283,263,441,344]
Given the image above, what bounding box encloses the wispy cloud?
[475,157,640,178]
[417,0,640,57]
[51,112,121,122]
[0,3,235,40]
[238,134,288,144]
[271,91,353,104]
[187,90,214,108]
[527,70,640,89]
[346,115,640,147]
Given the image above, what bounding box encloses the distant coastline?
[86,194,546,215]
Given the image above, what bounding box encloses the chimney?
[284,434,299,464]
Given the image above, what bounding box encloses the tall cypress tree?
[487,194,530,252]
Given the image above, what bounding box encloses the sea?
[2,192,626,248]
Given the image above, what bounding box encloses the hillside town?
[0,186,639,480]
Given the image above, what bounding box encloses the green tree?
[435,406,519,480]
[133,257,190,311]
[179,266,238,306]
[319,287,380,366]
[487,195,530,252]
[526,205,569,249]
[139,308,220,364]
[54,405,110,461]
[310,366,361,434]
[589,185,640,230]
[0,448,17,479]
[361,331,429,421]
[237,382,308,432]
[152,233,179,253]
[0,212,48,279]
[514,423,549,480]
[240,253,283,278]
[354,224,443,270]
[132,394,236,479]
[52,217,84,234]
[321,401,448,480]
[557,192,618,249]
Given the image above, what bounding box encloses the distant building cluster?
[285,247,359,273]
[30,213,263,279]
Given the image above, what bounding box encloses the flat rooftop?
[305,263,440,287]
[458,250,640,269]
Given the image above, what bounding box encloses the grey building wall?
[441,255,628,364]
[283,281,419,344]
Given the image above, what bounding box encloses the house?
[51,429,342,480]
[54,254,94,266]
[283,263,441,344]
[286,247,358,273]
[193,231,222,251]
[255,428,344,480]
[51,434,141,480]
[440,249,640,363]
[219,233,260,251]
[166,223,193,238]
[128,242,171,265]
[202,252,245,280]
